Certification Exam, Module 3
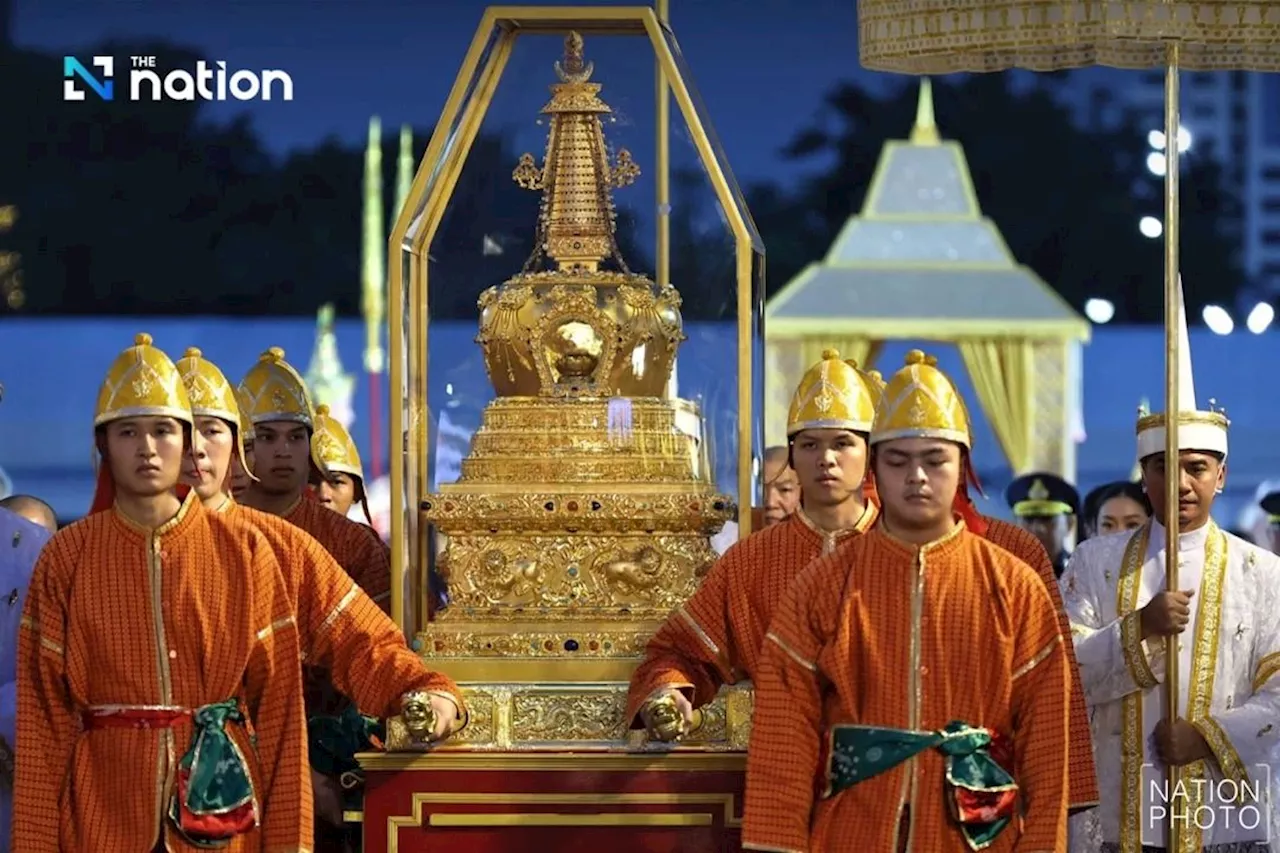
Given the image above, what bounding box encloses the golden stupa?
[410,33,740,751]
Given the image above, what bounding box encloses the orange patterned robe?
[217,499,462,717]
[14,494,310,852]
[744,524,1070,853]
[983,517,1098,812]
[283,494,391,611]
[624,504,877,724]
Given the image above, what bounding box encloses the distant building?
[1055,68,1280,299]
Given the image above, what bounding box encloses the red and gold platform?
[358,751,744,853]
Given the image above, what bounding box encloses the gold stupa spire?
[512,32,641,273]
[909,77,940,146]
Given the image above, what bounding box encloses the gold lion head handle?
[642,693,704,743]
[400,692,437,743]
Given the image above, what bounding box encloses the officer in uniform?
[1005,472,1079,578]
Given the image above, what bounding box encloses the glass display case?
[387,7,764,647]
[366,10,762,849]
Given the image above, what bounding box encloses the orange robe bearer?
[864,365,1096,813]
[743,351,1071,853]
[625,506,875,723]
[744,526,1070,853]
[238,347,391,610]
[217,501,461,718]
[14,335,310,852]
[626,350,882,730]
[175,346,463,728]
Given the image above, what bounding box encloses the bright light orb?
[1084,298,1115,324]
[1202,304,1234,335]
[1247,302,1274,335]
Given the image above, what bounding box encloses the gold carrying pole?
[655,0,670,289]
[1161,38,1182,853]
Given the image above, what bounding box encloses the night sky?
[15,0,885,186]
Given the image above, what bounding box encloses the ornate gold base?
[423,525,722,617]
[387,681,753,751]
[438,396,722,489]
[415,391,743,753]
[422,395,734,627]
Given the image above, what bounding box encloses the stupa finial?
[910,78,941,146]
[511,32,640,273]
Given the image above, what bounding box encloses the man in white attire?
[1062,285,1280,853]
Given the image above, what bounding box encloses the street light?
[1202,304,1234,335]
[1084,297,1115,324]
[1247,302,1274,334]
[1146,152,1167,176]
[1139,216,1163,238]
[1148,126,1192,153]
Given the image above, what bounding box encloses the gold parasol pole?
[655,0,671,289]
[1160,39,1182,853]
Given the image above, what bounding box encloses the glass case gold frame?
[387,5,764,631]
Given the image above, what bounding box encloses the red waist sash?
[82,706,192,731]
[82,702,260,844]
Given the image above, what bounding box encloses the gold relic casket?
[368,8,764,851]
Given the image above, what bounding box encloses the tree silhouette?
[0,44,540,318]
[752,75,1242,323]
[0,44,1246,325]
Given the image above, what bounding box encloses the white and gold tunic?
[1061,520,1280,851]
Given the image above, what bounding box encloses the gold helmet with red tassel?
[90,333,193,512]
[311,404,373,525]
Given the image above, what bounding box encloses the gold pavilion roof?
[766,80,1089,340]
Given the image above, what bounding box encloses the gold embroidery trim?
[256,614,297,641]
[19,616,63,656]
[1012,635,1060,680]
[1253,651,1280,693]
[1190,716,1250,791]
[677,607,736,681]
[765,631,816,673]
[317,584,359,637]
[1120,610,1159,690]
[1116,521,1150,853]
[1175,523,1228,853]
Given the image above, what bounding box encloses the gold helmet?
[236,389,256,445]
[94,333,192,428]
[238,347,326,475]
[90,333,193,513]
[175,347,256,485]
[870,350,970,448]
[312,404,364,483]
[786,348,879,437]
[238,347,314,428]
[312,404,372,525]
